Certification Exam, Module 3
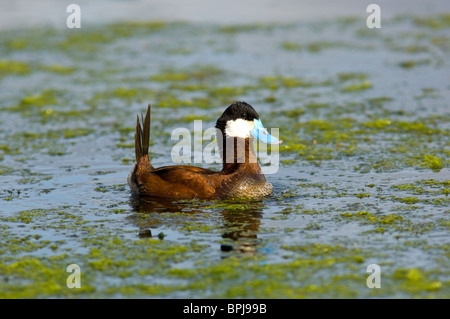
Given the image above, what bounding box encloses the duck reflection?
[128,193,264,254]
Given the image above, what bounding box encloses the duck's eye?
[241,113,246,118]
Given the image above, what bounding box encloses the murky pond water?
[0,6,449,298]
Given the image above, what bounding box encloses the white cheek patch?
[224,119,255,138]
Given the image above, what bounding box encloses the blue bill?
[250,119,282,144]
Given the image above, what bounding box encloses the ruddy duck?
[127,101,281,199]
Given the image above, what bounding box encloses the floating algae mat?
[0,13,449,298]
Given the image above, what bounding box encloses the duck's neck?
[219,136,261,174]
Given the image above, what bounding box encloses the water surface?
[0,5,449,298]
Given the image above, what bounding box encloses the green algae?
[341,81,372,92]
[89,87,156,105]
[364,118,391,129]
[0,200,448,298]
[64,128,94,139]
[0,60,30,77]
[281,41,302,51]
[281,41,361,53]
[413,14,450,29]
[391,268,445,295]
[337,72,369,82]
[41,64,75,75]
[392,196,420,205]
[151,65,223,83]
[218,23,273,34]
[166,252,364,298]
[340,211,405,226]
[176,114,214,123]
[355,193,370,199]
[0,60,76,79]
[421,154,444,171]
[417,180,450,187]
[18,89,60,109]
[391,180,449,197]
[55,21,169,54]
[275,109,448,171]
[0,257,89,298]
[391,183,423,194]
[398,59,431,69]
[258,75,325,90]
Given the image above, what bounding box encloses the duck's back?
[128,163,219,199]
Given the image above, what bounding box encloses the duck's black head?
[215,101,260,138]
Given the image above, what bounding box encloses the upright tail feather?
[135,104,152,164]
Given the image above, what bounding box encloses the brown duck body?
[127,104,273,200]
